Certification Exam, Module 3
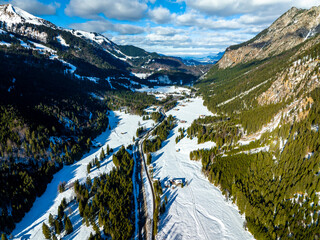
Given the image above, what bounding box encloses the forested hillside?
[192,5,320,239]
[0,4,163,234]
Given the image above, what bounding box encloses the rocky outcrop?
[218,6,320,69]
[258,37,320,106]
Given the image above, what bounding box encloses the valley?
[10,87,254,240]
[1,2,320,240]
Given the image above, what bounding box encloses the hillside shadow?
[16,221,42,240]
[153,152,164,162]
[158,184,178,234]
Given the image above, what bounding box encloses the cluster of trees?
[142,115,150,121]
[143,115,175,153]
[42,198,73,239]
[136,126,144,137]
[175,127,185,143]
[73,146,135,240]
[105,91,157,115]
[190,87,320,239]
[163,100,177,112]
[147,152,152,165]
[153,180,166,235]
[187,116,241,147]
[151,112,162,123]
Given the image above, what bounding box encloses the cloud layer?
[11,0,59,15]
[9,0,320,57]
[65,0,147,21]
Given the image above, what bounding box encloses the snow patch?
[132,72,152,79]
[56,35,69,47]
[0,4,46,26]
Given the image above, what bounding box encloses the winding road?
[134,107,167,240]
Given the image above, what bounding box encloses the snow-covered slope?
[153,97,253,239]
[0,4,53,27]
[12,110,154,240]
[137,86,253,239]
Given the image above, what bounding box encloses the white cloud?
[180,0,320,16]
[65,0,147,21]
[148,6,174,24]
[175,12,261,30]
[70,20,145,35]
[64,0,320,57]
[115,24,145,35]
[152,26,185,36]
[110,25,258,57]
[10,0,59,15]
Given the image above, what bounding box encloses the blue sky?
[4,0,320,57]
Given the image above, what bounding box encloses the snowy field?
[149,97,254,240]
[137,86,191,100]
[12,111,154,240]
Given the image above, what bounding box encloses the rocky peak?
[0,4,54,27]
[218,5,320,69]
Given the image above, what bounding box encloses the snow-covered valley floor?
[150,97,254,240]
[12,86,254,240]
[12,111,154,240]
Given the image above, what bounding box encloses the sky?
[3,0,320,58]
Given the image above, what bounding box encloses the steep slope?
[218,6,320,68]
[0,4,203,89]
[0,4,168,235]
[0,4,54,27]
[192,5,320,240]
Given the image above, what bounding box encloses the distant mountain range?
[0,4,211,90]
[181,52,225,66]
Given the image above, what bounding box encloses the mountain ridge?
[0,3,207,88]
[193,4,320,240]
[218,5,320,68]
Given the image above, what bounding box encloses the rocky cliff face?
[218,6,320,69]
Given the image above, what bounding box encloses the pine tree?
[42,222,51,239]
[64,216,73,235]
[88,232,94,240]
[98,212,103,226]
[96,159,100,169]
[147,153,152,165]
[99,148,105,161]
[49,213,54,227]
[106,144,110,155]
[54,219,61,234]
[94,157,100,168]
[92,221,99,234]
[58,204,64,220]
[1,233,8,240]
[86,176,92,188]
[87,163,91,174]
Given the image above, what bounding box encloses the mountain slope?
[0,4,171,235]
[218,6,320,68]
[192,5,320,240]
[0,4,204,89]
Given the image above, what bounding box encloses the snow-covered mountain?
[0,4,205,89]
[0,4,54,27]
